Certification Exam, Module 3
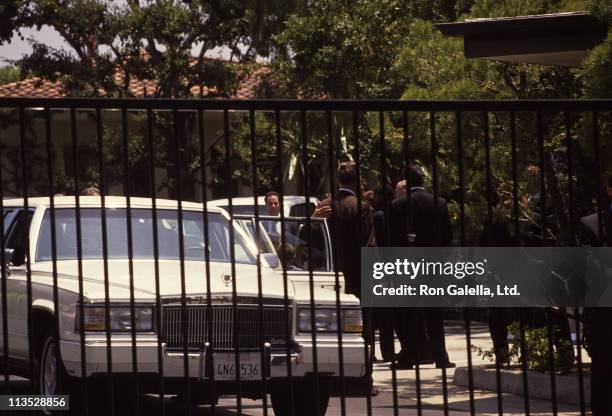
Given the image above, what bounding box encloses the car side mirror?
[1,248,14,272]
[262,252,280,269]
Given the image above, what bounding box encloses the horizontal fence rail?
[0,98,610,416]
[1,97,612,110]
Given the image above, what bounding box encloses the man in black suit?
[317,161,378,394]
[579,176,612,416]
[389,164,455,369]
[318,161,376,298]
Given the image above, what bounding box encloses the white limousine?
[0,197,366,416]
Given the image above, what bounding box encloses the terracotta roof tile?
[0,63,270,99]
[0,78,61,98]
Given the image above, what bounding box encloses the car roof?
[2,196,225,214]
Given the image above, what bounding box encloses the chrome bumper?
[60,335,366,379]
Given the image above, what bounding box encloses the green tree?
[273,0,413,99]
[3,0,297,98]
[581,3,612,97]
[0,66,20,84]
[0,0,21,43]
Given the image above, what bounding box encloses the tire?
[270,379,330,416]
[37,334,137,416]
[37,334,79,415]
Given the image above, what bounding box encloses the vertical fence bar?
[121,108,141,415]
[511,111,530,416]
[378,111,389,240]
[519,314,531,416]
[377,110,399,416]
[430,113,441,241]
[248,109,270,416]
[402,110,423,416]
[564,112,576,244]
[537,110,559,416]
[44,107,63,412]
[592,111,604,251]
[483,111,494,240]
[197,109,216,415]
[484,111,504,416]
[430,111,450,416]
[537,110,547,241]
[222,108,242,414]
[463,309,476,415]
[377,109,398,414]
[510,112,520,241]
[546,313,558,416]
[146,108,166,416]
[326,109,347,416]
[565,111,585,415]
[456,111,466,246]
[301,109,322,414]
[70,107,88,415]
[274,109,295,416]
[589,110,604,416]
[173,109,193,416]
[0,110,8,394]
[457,111,476,416]
[353,110,373,416]
[19,107,35,395]
[574,307,586,415]
[96,107,115,416]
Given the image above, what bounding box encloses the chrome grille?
[161,304,291,352]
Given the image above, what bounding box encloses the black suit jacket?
[579,208,612,246]
[389,188,452,246]
[321,189,376,297]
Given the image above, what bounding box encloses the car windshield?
[36,208,256,264]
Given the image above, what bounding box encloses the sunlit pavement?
[2,321,591,415]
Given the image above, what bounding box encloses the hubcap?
[41,340,58,396]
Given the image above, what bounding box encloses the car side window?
[2,209,14,233]
[5,209,34,265]
[260,218,331,272]
[288,203,316,217]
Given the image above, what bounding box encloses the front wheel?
[37,335,79,415]
[270,379,330,416]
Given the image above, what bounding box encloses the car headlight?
[76,305,154,332]
[298,307,362,333]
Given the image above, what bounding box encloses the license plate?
[214,353,262,381]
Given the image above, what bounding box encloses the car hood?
[290,281,359,306]
[30,259,295,302]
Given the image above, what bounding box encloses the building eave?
[435,12,607,67]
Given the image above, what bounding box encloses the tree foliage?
[0,0,21,43]
[3,0,298,98]
[273,0,413,99]
[0,66,20,84]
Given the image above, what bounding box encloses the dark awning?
[435,12,607,67]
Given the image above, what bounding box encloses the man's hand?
[312,203,332,218]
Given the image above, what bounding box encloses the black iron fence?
[0,97,610,416]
